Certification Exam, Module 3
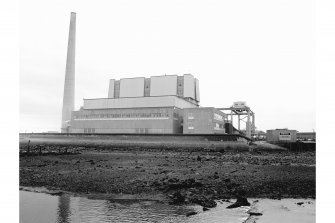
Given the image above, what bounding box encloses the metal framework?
[218,104,255,138]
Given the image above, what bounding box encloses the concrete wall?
[106,74,199,104]
[150,75,177,96]
[119,77,145,98]
[183,74,195,99]
[266,129,297,142]
[177,76,184,97]
[183,107,225,134]
[108,79,115,98]
[195,78,200,102]
[297,132,316,140]
[144,78,151,97]
[71,107,183,134]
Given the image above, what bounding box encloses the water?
[20,190,315,223]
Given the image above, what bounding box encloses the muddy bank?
[20,143,315,208]
[19,134,288,152]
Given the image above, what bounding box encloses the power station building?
[69,74,224,134]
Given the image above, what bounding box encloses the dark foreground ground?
[19,135,315,208]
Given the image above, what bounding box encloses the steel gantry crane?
[218,102,255,138]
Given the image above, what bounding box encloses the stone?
[190,195,217,208]
[247,207,263,216]
[186,211,197,217]
[226,197,250,209]
[169,191,185,204]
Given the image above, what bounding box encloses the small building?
[183,107,226,134]
[297,132,316,141]
[266,129,297,142]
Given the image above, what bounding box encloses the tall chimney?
[61,12,76,133]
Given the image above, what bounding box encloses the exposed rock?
[247,207,263,216]
[203,207,210,211]
[189,195,217,208]
[168,191,185,204]
[226,197,250,209]
[186,211,197,217]
[48,191,64,196]
[244,216,257,223]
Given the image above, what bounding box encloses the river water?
[20,190,315,223]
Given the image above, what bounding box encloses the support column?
[230,110,233,126]
[246,109,251,138]
[252,113,255,136]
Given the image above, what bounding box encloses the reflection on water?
[20,190,315,223]
[57,195,71,223]
[20,191,198,223]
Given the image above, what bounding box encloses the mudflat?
[19,134,315,207]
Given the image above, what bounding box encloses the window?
[188,113,194,119]
[214,113,223,121]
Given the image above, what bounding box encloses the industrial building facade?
[71,106,184,134]
[70,74,225,134]
[107,74,200,105]
[183,107,226,134]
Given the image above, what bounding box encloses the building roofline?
[84,95,190,100]
[119,77,146,80]
[75,106,183,111]
[150,74,178,77]
[107,74,196,81]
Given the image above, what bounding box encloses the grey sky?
[20,0,315,132]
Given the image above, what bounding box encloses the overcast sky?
[20,0,315,132]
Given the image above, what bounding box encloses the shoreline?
[19,185,315,202]
[20,135,315,208]
[19,186,168,202]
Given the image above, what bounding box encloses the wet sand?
[245,199,315,223]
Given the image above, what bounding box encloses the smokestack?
[61,12,76,133]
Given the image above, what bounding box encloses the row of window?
[187,123,224,130]
[187,113,224,121]
[74,113,170,119]
[84,128,95,133]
